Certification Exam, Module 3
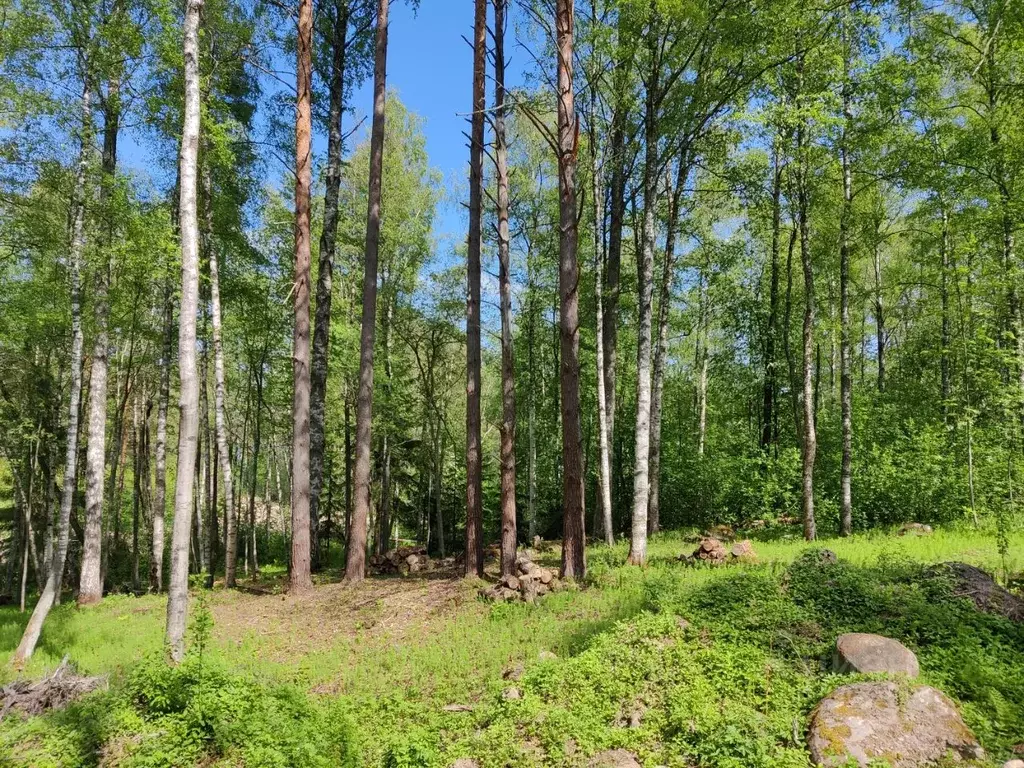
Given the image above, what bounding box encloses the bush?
[0,600,359,768]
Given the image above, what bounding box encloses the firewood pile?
[679,537,757,565]
[480,555,561,603]
[0,656,106,719]
[369,545,432,575]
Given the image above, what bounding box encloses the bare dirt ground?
[207,567,482,662]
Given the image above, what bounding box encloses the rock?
[538,650,557,661]
[833,633,920,677]
[730,539,756,561]
[501,686,522,701]
[449,760,480,768]
[808,681,983,767]
[899,522,934,536]
[502,662,525,681]
[675,616,691,631]
[929,562,1024,623]
[442,703,474,712]
[587,748,643,767]
[1003,761,1024,768]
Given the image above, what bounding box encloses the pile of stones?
[479,555,561,602]
[369,545,431,575]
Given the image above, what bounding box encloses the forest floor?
[0,526,1022,767]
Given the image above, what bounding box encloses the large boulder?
[928,562,1024,623]
[808,682,983,767]
[832,633,920,677]
[587,748,642,767]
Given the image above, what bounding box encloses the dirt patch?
[209,570,479,661]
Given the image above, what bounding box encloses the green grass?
[0,525,1021,766]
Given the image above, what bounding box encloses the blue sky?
[346,0,527,241]
[116,0,531,244]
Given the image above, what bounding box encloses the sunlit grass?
[0,524,1020,765]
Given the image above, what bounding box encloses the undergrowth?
[0,527,1021,766]
[0,597,359,768]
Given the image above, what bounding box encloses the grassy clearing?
[0,526,1021,767]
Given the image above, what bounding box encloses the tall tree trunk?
[377,434,391,554]
[527,263,538,541]
[940,206,951,404]
[797,57,817,542]
[310,0,349,571]
[762,138,782,451]
[464,0,486,579]
[696,267,709,457]
[198,299,211,575]
[248,348,265,575]
[151,273,172,592]
[19,334,83,647]
[289,0,315,594]
[604,53,629,487]
[345,0,388,582]
[648,155,687,533]
[839,32,853,537]
[872,221,885,393]
[556,0,586,580]
[494,0,517,577]
[105,337,135,584]
[131,398,141,592]
[166,0,203,662]
[201,161,237,586]
[434,417,445,557]
[588,25,613,547]
[627,41,658,566]
[344,380,352,544]
[784,223,801,442]
[78,82,120,606]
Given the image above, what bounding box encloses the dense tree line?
[1,0,1022,659]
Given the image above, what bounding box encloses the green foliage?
[1,599,359,768]
[449,538,1023,766]
[2,531,1023,766]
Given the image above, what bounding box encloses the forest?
[0,0,1023,765]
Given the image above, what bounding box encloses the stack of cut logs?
[679,537,757,565]
[369,545,431,575]
[480,555,561,602]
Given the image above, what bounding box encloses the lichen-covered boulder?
[808,682,984,767]
[832,633,920,677]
